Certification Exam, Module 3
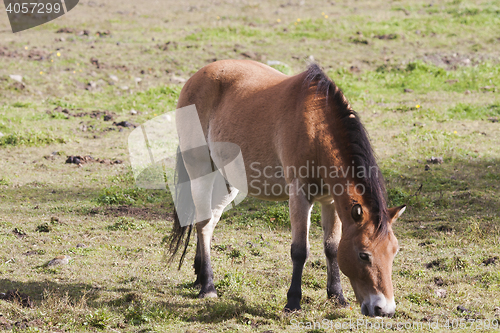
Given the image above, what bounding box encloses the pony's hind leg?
[284,179,313,312]
[321,202,348,306]
[193,236,202,288]
[195,182,239,298]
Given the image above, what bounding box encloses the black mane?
[304,64,389,236]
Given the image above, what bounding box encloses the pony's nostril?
[361,304,369,316]
[374,306,383,316]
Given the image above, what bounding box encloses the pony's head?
[337,203,405,317]
[303,63,406,316]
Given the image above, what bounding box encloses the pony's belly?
[247,174,289,201]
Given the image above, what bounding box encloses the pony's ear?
[388,205,406,224]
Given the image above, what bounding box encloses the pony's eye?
[351,204,363,222]
[359,252,370,262]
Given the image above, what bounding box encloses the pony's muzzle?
[361,294,395,317]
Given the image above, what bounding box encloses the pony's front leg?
[321,202,348,306]
[285,179,313,312]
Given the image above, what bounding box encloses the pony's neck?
[309,97,367,226]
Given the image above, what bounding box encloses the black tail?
[164,147,195,270]
[165,209,192,270]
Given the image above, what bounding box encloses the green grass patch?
[96,186,170,206]
[0,130,67,147]
[107,217,149,231]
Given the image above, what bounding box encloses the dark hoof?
[329,294,349,307]
[198,284,217,299]
[284,303,301,313]
[193,278,201,289]
[198,290,218,299]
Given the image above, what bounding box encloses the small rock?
[374,34,398,40]
[120,85,129,90]
[36,223,51,233]
[66,156,79,164]
[12,81,25,90]
[134,77,142,86]
[86,81,97,90]
[307,55,315,63]
[97,30,111,37]
[44,151,60,160]
[494,307,500,316]
[434,277,444,286]
[426,259,441,269]
[241,51,257,59]
[435,288,446,298]
[482,256,498,266]
[404,88,413,93]
[170,75,186,84]
[47,255,71,266]
[23,250,42,256]
[425,164,431,171]
[464,90,471,95]
[13,228,27,238]
[349,66,360,73]
[109,74,119,82]
[9,74,23,83]
[76,243,87,248]
[130,109,137,115]
[56,27,75,33]
[481,85,495,92]
[427,156,443,164]
[113,121,136,128]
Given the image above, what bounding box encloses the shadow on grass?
[383,157,500,240]
[0,278,99,304]
[0,185,174,221]
[104,292,281,324]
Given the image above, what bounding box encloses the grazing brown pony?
[167,60,406,317]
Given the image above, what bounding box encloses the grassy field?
[0,0,500,331]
